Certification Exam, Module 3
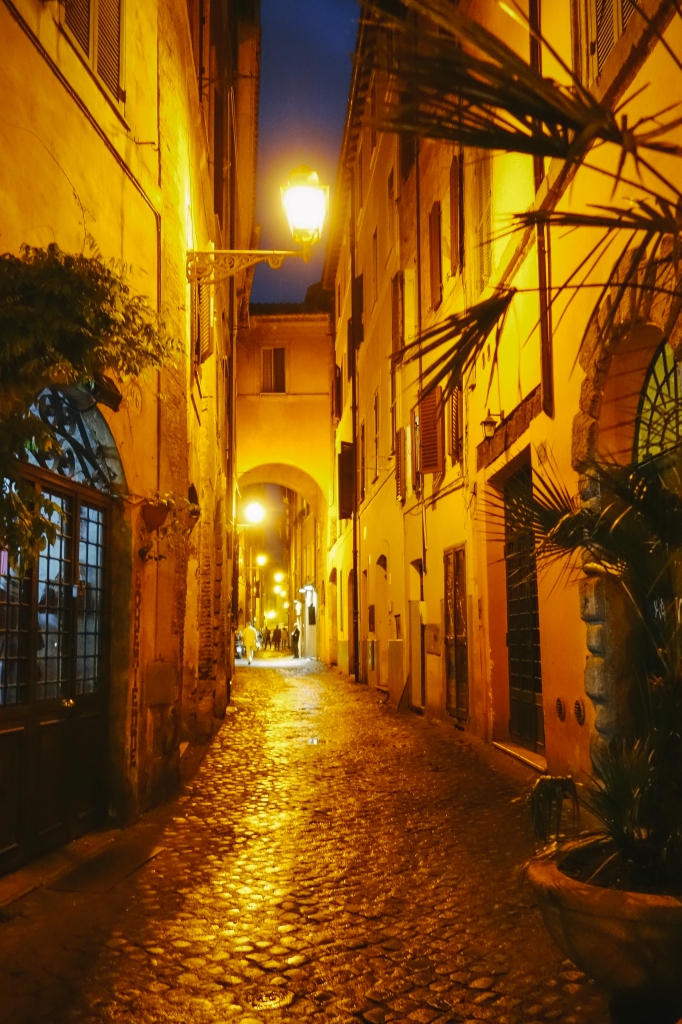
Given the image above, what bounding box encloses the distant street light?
[283,601,290,609]
[187,166,328,283]
[274,585,281,595]
[256,554,267,567]
[274,571,284,583]
[245,501,265,524]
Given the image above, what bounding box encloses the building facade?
[0,0,259,872]
[323,0,681,777]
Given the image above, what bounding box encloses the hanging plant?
[0,243,177,569]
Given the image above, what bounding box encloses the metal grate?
[36,493,73,702]
[65,0,91,56]
[0,552,31,707]
[96,0,121,98]
[76,504,105,695]
[635,341,682,463]
[504,467,544,752]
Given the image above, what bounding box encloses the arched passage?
[238,463,326,521]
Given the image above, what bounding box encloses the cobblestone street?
[0,661,609,1024]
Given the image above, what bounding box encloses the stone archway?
[571,269,682,750]
[238,463,327,521]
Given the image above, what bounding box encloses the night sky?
[250,0,358,304]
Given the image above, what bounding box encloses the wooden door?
[444,547,468,721]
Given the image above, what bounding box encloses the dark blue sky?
[250,0,358,304]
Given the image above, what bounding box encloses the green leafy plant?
[0,243,176,567]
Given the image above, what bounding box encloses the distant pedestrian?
[273,625,282,651]
[263,626,271,649]
[291,624,300,658]
[242,621,258,664]
[282,627,289,649]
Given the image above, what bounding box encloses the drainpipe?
[350,166,361,683]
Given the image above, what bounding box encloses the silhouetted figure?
[291,624,300,658]
[273,625,282,651]
[262,626,271,649]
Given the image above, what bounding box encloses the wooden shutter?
[198,283,212,363]
[450,384,463,463]
[97,0,121,98]
[66,0,91,55]
[410,409,420,493]
[353,274,364,344]
[359,422,366,501]
[395,426,406,503]
[475,152,492,294]
[429,202,443,310]
[391,271,404,354]
[273,347,285,392]
[450,153,464,275]
[214,91,225,224]
[338,442,354,519]
[334,364,342,419]
[596,0,615,73]
[419,387,444,475]
[621,0,635,28]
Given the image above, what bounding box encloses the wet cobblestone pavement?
[0,661,609,1024]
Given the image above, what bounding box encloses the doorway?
[444,546,468,721]
[0,479,109,874]
[504,466,545,753]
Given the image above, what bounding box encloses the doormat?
[49,837,164,894]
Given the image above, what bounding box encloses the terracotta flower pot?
[527,850,682,1019]
[141,502,169,532]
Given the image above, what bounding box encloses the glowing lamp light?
[245,501,265,524]
[265,609,276,620]
[256,554,267,567]
[283,601,290,609]
[274,571,284,583]
[281,166,329,259]
[274,585,282,595]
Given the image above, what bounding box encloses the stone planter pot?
[527,849,682,1021]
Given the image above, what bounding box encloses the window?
[373,391,380,480]
[449,383,464,464]
[419,387,445,475]
[387,169,396,253]
[473,151,493,295]
[214,91,225,225]
[357,145,364,212]
[409,410,421,494]
[338,442,354,520]
[370,76,377,152]
[429,201,443,310]
[191,282,213,368]
[395,426,406,503]
[359,422,366,501]
[586,0,637,80]
[262,347,285,393]
[65,0,123,100]
[390,271,404,453]
[333,364,343,420]
[353,274,364,344]
[372,229,379,307]
[449,153,464,276]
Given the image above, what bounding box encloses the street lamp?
[245,501,265,524]
[187,166,328,284]
[481,409,503,440]
[274,585,281,595]
[256,554,267,567]
[274,571,284,583]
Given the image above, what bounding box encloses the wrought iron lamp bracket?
[186,249,304,284]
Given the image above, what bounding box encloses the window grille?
[262,347,285,393]
[635,341,682,463]
[419,387,444,475]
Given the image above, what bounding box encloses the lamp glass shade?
[281,166,328,249]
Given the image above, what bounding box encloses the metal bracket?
[186,249,302,284]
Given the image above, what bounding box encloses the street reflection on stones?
[0,661,608,1023]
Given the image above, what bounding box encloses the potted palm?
[511,458,682,1023]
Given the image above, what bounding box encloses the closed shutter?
[621,0,635,28]
[596,0,615,73]
[334,364,342,419]
[213,91,225,224]
[353,274,364,344]
[450,152,464,275]
[198,283,212,363]
[450,384,463,463]
[359,422,366,501]
[429,201,443,310]
[419,387,444,475]
[391,271,404,353]
[474,152,492,294]
[410,410,420,493]
[273,347,285,392]
[395,427,406,503]
[66,0,91,55]
[96,0,121,98]
[338,442,354,519]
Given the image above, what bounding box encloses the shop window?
[65,0,123,101]
[262,347,285,393]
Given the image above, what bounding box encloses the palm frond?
[366,0,682,175]
[392,289,515,401]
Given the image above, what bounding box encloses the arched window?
[635,341,682,463]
